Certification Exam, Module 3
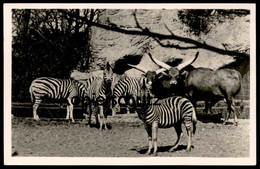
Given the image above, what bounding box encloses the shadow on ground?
[131,145,194,154]
[197,113,223,124]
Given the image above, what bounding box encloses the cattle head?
[148,52,199,85]
[127,63,166,89]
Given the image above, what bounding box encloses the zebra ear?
[106,62,113,72]
[142,78,146,89]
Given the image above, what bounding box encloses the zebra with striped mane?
[136,78,197,156]
[112,63,167,115]
[128,64,197,156]
[112,76,146,115]
[85,62,113,130]
[29,77,88,122]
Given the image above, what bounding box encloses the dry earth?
[12,113,250,157]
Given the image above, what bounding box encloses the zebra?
[85,62,113,130]
[112,63,167,115]
[29,77,88,122]
[112,76,146,115]
[136,78,197,156]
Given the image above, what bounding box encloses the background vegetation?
[11,9,250,102]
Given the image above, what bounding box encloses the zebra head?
[103,62,114,88]
[138,78,153,108]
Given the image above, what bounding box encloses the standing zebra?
[136,79,197,156]
[85,62,113,130]
[112,63,167,115]
[29,77,88,122]
[112,76,146,115]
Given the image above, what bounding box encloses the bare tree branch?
[164,24,175,36]
[56,9,249,59]
[153,37,198,50]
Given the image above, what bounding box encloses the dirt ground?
[11,112,250,158]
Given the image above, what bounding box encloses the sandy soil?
[11,113,250,157]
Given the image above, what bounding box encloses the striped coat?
[112,77,146,114]
[84,76,113,130]
[136,94,197,155]
[84,62,114,130]
[29,77,87,122]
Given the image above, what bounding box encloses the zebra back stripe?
[113,77,145,97]
[30,77,87,101]
[139,96,196,129]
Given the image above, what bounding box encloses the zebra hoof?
[186,148,191,152]
[146,150,152,155]
[234,122,238,126]
[168,148,175,152]
[153,152,158,156]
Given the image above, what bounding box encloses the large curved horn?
[148,53,171,70]
[155,68,167,75]
[177,51,199,70]
[127,64,148,74]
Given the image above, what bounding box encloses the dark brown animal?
[149,53,243,126]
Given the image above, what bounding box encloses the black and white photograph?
[4,3,256,165]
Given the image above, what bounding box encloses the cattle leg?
[152,121,158,156]
[144,123,153,155]
[228,98,238,126]
[224,97,238,125]
[126,107,130,114]
[169,122,183,152]
[204,100,209,114]
[208,102,213,114]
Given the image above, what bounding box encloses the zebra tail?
[29,86,35,107]
[192,107,197,135]
[239,83,244,114]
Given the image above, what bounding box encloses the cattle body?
[183,68,242,125]
[149,53,243,126]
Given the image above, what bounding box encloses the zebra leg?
[67,98,75,123]
[144,123,153,155]
[169,122,183,152]
[32,98,41,121]
[183,119,192,152]
[88,104,92,127]
[186,130,192,152]
[66,105,70,120]
[103,108,108,130]
[98,105,107,130]
[152,121,159,156]
[70,104,75,123]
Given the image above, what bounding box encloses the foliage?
[12,9,99,101]
[178,9,250,36]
